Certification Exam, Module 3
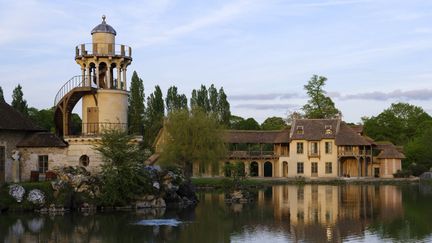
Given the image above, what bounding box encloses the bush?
[408,163,428,177]
[393,170,411,178]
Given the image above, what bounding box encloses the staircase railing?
[54,75,96,106]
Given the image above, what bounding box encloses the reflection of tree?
[368,184,432,241]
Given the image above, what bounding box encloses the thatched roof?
[17,132,67,147]
[376,143,406,159]
[224,130,290,144]
[0,100,44,131]
[335,122,372,146]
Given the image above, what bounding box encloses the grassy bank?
[191,177,420,190]
[0,182,55,211]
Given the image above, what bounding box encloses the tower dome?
[91,15,117,35]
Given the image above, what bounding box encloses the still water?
[1,184,432,243]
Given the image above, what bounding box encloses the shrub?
[393,170,411,178]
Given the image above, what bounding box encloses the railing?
[75,43,132,58]
[308,151,320,157]
[54,75,96,106]
[228,150,276,158]
[338,150,371,156]
[68,122,129,136]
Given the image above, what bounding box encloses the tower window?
[79,155,90,167]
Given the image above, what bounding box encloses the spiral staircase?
[54,75,97,137]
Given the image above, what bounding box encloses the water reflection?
[1,184,432,243]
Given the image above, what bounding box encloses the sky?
[0,0,432,123]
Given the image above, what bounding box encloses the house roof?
[224,130,290,144]
[0,100,44,132]
[335,122,372,146]
[290,119,339,141]
[375,143,406,159]
[16,132,67,147]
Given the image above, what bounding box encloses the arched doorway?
[283,161,288,177]
[264,161,272,177]
[250,161,258,177]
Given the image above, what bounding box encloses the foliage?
[94,129,149,206]
[144,85,165,149]
[363,103,432,146]
[393,170,411,178]
[261,116,286,130]
[405,121,432,174]
[165,85,188,113]
[302,75,340,119]
[217,87,231,127]
[232,117,261,130]
[128,71,145,135]
[11,84,28,116]
[0,182,54,211]
[190,85,210,112]
[159,108,227,178]
[0,86,3,101]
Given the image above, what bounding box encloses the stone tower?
[54,15,132,136]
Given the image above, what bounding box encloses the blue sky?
[1,0,432,123]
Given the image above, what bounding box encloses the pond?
[1,184,432,243]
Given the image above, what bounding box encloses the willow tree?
[159,108,227,178]
[302,75,339,119]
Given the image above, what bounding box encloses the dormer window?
[296,126,304,134]
[325,125,332,134]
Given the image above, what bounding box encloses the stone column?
[81,67,85,87]
[86,66,91,86]
[106,68,111,89]
[95,65,100,88]
[258,161,263,177]
[117,67,121,89]
[123,68,127,91]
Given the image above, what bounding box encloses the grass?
[0,181,54,211]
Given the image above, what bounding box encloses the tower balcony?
[75,43,132,59]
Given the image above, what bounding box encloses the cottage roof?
[0,100,44,131]
[335,122,372,146]
[16,132,67,147]
[224,130,290,144]
[290,119,339,141]
[375,143,406,159]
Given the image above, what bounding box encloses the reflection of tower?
[54,15,132,136]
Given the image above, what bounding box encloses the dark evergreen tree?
[208,84,218,113]
[11,84,28,116]
[217,87,231,127]
[191,85,210,112]
[166,86,188,113]
[145,85,165,149]
[128,71,145,135]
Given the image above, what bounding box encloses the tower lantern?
[54,15,132,137]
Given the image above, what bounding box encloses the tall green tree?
[166,86,188,113]
[145,85,165,149]
[363,102,431,145]
[191,85,210,112]
[11,84,28,116]
[261,116,286,130]
[0,86,4,101]
[208,84,218,113]
[159,108,227,177]
[128,71,145,134]
[302,75,339,119]
[217,87,231,127]
[404,121,432,174]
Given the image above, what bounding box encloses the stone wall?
[19,147,67,181]
[0,131,28,183]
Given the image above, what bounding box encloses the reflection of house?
[155,118,404,178]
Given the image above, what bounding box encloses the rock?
[27,189,45,205]
[136,195,166,209]
[9,184,25,203]
[420,172,432,180]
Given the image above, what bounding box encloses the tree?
[11,84,28,116]
[0,86,4,101]
[217,87,231,127]
[404,121,432,174]
[128,71,145,135]
[261,117,287,130]
[159,108,227,178]
[302,75,340,119]
[363,103,431,145]
[144,85,165,149]
[165,86,187,113]
[95,129,148,206]
[190,85,210,112]
[28,107,55,132]
[208,84,218,113]
[234,117,261,130]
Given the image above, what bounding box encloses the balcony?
[308,151,320,158]
[228,150,278,159]
[75,43,132,59]
[338,150,371,157]
[65,122,139,137]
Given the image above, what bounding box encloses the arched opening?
[250,161,258,177]
[98,62,107,88]
[264,161,272,177]
[283,161,288,177]
[111,63,118,89]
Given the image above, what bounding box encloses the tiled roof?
[375,143,406,159]
[290,119,339,141]
[224,130,290,143]
[0,100,44,131]
[335,122,372,146]
[16,132,67,147]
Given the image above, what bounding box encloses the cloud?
[234,103,298,110]
[230,92,302,101]
[332,89,432,101]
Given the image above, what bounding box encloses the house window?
[310,142,318,155]
[325,142,332,154]
[325,162,332,174]
[311,162,318,174]
[325,125,332,134]
[296,126,304,134]
[38,155,48,173]
[297,142,304,154]
[297,162,304,174]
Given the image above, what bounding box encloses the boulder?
[136,195,166,209]
[420,172,432,180]
[27,189,45,205]
[9,184,25,203]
